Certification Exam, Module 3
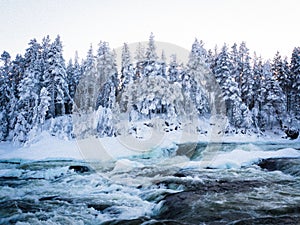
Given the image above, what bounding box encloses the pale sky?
[0,0,299,61]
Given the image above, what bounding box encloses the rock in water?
[69,165,91,173]
[176,143,197,159]
[258,157,300,176]
[285,128,299,140]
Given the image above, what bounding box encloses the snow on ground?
[0,126,298,167]
[0,131,83,161]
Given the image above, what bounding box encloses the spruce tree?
[75,45,97,113]
[260,61,285,129]
[290,47,300,118]
[186,39,210,117]
[0,51,11,140]
[272,52,291,114]
[214,44,246,130]
[167,54,180,82]
[95,41,119,137]
[145,32,158,61]
[13,40,43,142]
[43,35,69,118]
[120,43,134,90]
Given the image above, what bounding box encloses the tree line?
[0,33,299,143]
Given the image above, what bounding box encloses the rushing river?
[1,142,300,225]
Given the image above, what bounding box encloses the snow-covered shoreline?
[0,129,298,164]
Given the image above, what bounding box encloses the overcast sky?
[0,0,299,61]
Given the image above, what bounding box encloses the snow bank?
[184,147,300,170]
[0,131,83,161]
[0,126,298,163]
[0,132,147,161]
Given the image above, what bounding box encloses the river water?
[0,142,300,224]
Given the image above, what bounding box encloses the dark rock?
[156,179,265,224]
[176,143,197,158]
[101,218,187,225]
[285,128,299,140]
[257,157,300,176]
[87,203,111,211]
[39,196,73,203]
[231,216,300,225]
[39,196,59,201]
[158,178,264,193]
[173,172,186,178]
[69,165,91,173]
[0,199,42,214]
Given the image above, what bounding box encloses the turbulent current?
[1,142,300,225]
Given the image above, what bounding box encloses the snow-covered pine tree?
[214,44,248,130]
[13,40,43,143]
[145,32,158,62]
[206,49,217,71]
[7,54,26,140]
[28,87,51,141]
[260,61,286,130]
[74,45,97,113]
[167,54,180,82]
[272,51,283,81]
[36,87,51,128]
[240,53,254,109]
[229,43,239,83]
[0,51,11,140]
[72,45,98,139]
[272,52,291,114]
[41,35,51,75]
[134,42,145,63]
[66,52,81,114]
[95,41,119,137]
[66,59,75,113]
[95,41,118,109]
[43,35,70,118]
[160,50,167,78]
[120,75,184,124]
[137,33,166,78]
[186,39,210,117]
[120,43,134,91]
[230,42,255,110]
[290,47,300,118]
[251,53,263,131]
[237,42,250,88]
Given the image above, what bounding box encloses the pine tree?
[240,53,254,109]
[13,40,43,142]
[120,43,134,90]
[95,41,119,137]
[214,44,246,130]
[75,45,97,113]
[290,47,300,118]
[138,33,164,78]
[95,41,118,109]
[186,39,210,117]
[260,61,286,129]
[0,51,11,140]
[252,53,264,131]
[7,54,26,140]
[160,50,167,78]
[167,54,180,82]
[29,87,51,141]
[272,52,291,113]
[43,35,69,118]
[134,42,145,63]
[66,52,81,114]
[145,32,158,61]
[230,43,239,83]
